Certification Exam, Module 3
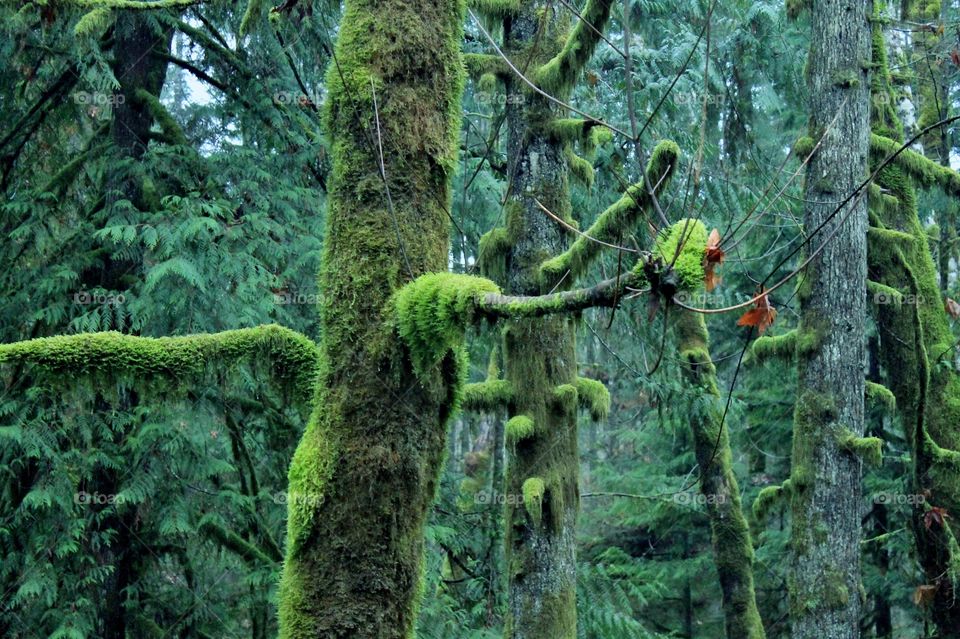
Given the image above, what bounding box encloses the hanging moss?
[74,6,112,37]
[564,145,594,189]
[468,0,521,19]
[753,480,793,524]
[393,272,500,379]
[506,414,536,443]
[865,381,896,411]
[464,53,509,80]
[575,376,609,421]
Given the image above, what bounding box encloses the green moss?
[867,280,905,307]
[793,135,815,160]
[468,0,521,19]
[0,325,319,405]
[870,133,960,196]
[506,414,536,443]
[533,0,614,97]
[865,381,896,411]
[837,431,884,466]
[134,89,188,146]
[652,218,709,290]
[463,53,507,80]
[753,479,792,524]
[478,226,512,285]
[552,383,579,413]
[751,330,797,363]
[575,376,609,421]
[74,6,112,37]
[393,272,500,379]
[521,477,546,526]
[564,145,594,189]
[462,379,514,412]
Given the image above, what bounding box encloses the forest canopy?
[2,0,960,638]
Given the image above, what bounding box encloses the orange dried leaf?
[945,298,960,319]
[737,291,778,334]
[924,506,950,530]
[703,229,726,292]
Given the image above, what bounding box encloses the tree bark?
[788,1,871,637]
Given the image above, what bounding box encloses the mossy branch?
[752,479,792,525]
[71,0,202,8]
[0,325,319,406]
[838,431,884,466]
[462,379,514,413]
[540,140,680,284]
[506,414,536,443]
[871,133,960,196]
[198,519,281,565]
[478,271,646,318]
[533,0,615,96]
[750,330,798,363]
[464,53,508,80]
[134,89,188,146]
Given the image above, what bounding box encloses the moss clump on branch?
[753,480,793,524]
[74,6,112,37]
[506,414,536,443]
[463,53,508,80]
[837,430,884,466]
[134,89,188,146]
[564,145,594,189]
[575,376,610,421]
[865,381,896,411]
[540,140,680,283]
[751,330,798,363]
[462,379,514,412]
[652,218,709,290]
[393,272,500,379]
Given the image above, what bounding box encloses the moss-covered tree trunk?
[500,5,580,636]
[276,1,467,636]
[674,309,765,639]
[868,11,960,632]
[788,0,871,636]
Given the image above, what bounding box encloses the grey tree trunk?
[501,5,580,637]
[788,1,871,637]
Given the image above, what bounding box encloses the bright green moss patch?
[871,133,960,195]
[575,376,610,421]
[793,136,815,160]
[464,53,507,80]
[565,145,594,189]
[521,477,546,526]
[468,0,521,18]
[653,218,709,290]
[552,383,579,413]
[506,414,536,443]
[753,480,792,524]
[462,379,514,412]
[393,272,500,378]
[865,381,896,411]
[751,330,798,363]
